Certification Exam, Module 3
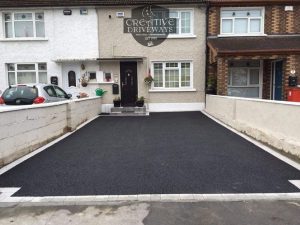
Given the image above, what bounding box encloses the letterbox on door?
[112,84,119,95]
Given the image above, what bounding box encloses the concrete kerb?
[1,193,300,206]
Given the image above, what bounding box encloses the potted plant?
[144,75,154,87]
[113,97,121,107]
[136,96,145,107]
[206,76,217,95]
[79,73,90,87]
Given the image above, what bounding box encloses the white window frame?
[3,11,45,39]
[228,60,263,98]
[219,7,265,37]
[168,8,194,38]
[150,61,194,91]
[7,63,48,85]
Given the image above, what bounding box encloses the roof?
[207,36,300,56]
[209,0,300,6]
[0,0,206,8]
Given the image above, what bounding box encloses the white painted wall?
[0,7,99,92]
[205,95,300,159]
[0,97,102,167]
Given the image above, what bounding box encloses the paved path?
[0,201,300,225]
[0,112,299,196]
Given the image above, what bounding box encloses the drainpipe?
[204,1,209,109]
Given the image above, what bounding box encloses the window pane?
[228,87,259,98]
[39,72,47,84]
[8,72,16,85]
[14,21,34,37]
[235,10,248,17]
[166,63,178,68]
[44,86,56,97]
[250,69,260,85]
[169,11,179,18]
[250,19,261,32]
[181,12,191,34]
[35,13,44,21]
[248,10,261,17]
[153,63,163,87]
[17,64,35,70]
[221,10,235,17]
[38,63,47,71]
[36,21,45,37]
[7,64,15,71]
[17,72,36,84]
[54,86,67,98]
[5,22,13,38]
[234,18,248,34]
[222,19,233,33]
[4,13,12,21]
[231,68,247,86]
[165,69,179,88]
[14,13,32,20]
[181,63,191,87]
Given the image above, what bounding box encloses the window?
[7,63,47,85]
[44,86,56,97]
[169,9,193,36]
[53,86,67,98]
[152,62,192,89]
[228,61,261,98]
[4,12,45,38]
[221,8,264,35]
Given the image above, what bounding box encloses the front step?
[109,106,148,116]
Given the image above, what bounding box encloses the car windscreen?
[2,86,38,105]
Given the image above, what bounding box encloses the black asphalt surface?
[0,112,299,196]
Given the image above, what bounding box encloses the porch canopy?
[207,36,300,58]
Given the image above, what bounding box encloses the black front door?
[120,62,137,106]
[68,71,76,87]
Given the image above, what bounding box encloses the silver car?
[0,84,72,105]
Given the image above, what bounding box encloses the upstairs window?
[221,8,264,35]
[169,9,193,36]
[4,12,45,38]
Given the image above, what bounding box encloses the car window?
[3,86,38,100]
[53,86,67,98]
[44,86,56,97]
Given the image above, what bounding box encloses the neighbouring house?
[207,0,300,100]
[97,0,207,112]
[0,1,99,96]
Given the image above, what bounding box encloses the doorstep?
[101,106,149,116]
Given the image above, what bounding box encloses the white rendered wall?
[0,7,99,92]
[205,95,300,159]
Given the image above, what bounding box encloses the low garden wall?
[205,95,300,159]
[0,97,101,167]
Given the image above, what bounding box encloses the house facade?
[0,2,99,96]
[97,2,207,112]
[207,0,300,100]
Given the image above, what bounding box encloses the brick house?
[207,0,300,100]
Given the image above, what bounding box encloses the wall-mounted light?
[291,70,296,75]
[80,8,88,15]
[63,9,72,15]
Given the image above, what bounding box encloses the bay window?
[7,63,48,85]
[169,9,193,36]
[221,8,264,35]
[228,61,261,98]
[152,62,192,89]
[4,12,45,38]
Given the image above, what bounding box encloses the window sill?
[0,38,49,42]
[217,34,267,38]
[149,88,197,93]
[167,35,197,39]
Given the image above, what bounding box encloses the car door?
[43,85,58,103]
[53,85,69,101]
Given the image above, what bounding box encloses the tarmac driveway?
[0,112,299,196]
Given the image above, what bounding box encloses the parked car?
[0,84,72,105]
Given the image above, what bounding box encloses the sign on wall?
[124,5,177,47]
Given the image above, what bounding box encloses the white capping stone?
[117,195,138,201]
[160,194,180,201]
[179,194,195,200]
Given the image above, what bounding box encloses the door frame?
[271,60,283,100]
[120,61,138,107]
